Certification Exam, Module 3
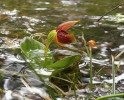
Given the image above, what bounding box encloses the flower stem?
[112,56,115,95]
[89,47,93,95]
[73,73,77,99]
[82,34,90,56]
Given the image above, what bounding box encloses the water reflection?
[120,31,124,37]
[1,9,18,16]
[61,0,77,6]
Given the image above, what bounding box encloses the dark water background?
[0,0,124,100]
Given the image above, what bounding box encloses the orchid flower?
[44,21,78,56]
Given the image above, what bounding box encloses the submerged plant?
[44,21,78,56]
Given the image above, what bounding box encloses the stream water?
[0,0,124,100]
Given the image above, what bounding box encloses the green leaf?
[48,55,81,76]
[21,37,45,54]
[21,37,54,68]
[0,75,3,88]
[44,30,57,56]
[47,55,81,69]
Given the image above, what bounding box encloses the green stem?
[112,56,115,95]
[73,73,77,99]
[85,45,90,57]
[89,47,93,95]
[95,93,124,100]
[115,50,124,60]
[82,34,90,56]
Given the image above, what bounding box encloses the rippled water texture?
[0,0,124,99]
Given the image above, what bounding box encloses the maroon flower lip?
[44,21,79,56]
[54,21,78,46]
[57,30,76,44]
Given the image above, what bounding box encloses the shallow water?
[0,0,124,100]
